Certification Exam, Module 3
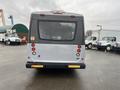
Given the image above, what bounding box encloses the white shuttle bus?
[26,11,86,69]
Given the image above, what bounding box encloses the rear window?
[38,21,76,40]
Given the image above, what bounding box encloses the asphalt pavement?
[0,45,120,90]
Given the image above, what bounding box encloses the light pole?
[97,25,102,30]
[97,25,102,41]
[8,15,14,25]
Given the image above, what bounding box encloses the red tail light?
[31,43,36,55]
[31,43,35,47]
[78,45,81,48]
[77,48,81,52]
[76,45,81,57]
[32,47,36,51]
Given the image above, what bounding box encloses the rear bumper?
[26,62,86,69]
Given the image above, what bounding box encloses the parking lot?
[0,45,120,90]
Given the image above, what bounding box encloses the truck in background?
[85,30,98,49]
[0,29,21,45]
[96,30,120,51]
[113,42,120,52]
[85,30,120,52]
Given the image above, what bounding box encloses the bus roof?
[31,11,83,18]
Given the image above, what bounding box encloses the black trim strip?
[26,62,86,69]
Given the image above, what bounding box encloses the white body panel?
[114,42,120,48]
[28,44,85,63]
[117,42,120,48]
[98,40,115,46]
[0,33,5,41]
[4,37,21,42]
[85,40,97,45]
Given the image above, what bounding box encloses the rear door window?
[38,21,76,41]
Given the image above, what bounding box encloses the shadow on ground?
[25,69,84,90]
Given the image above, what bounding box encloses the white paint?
[27,44,85,63]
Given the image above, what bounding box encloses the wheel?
[106,45,111,51]
[6,40,11,45]
[87,44,92,49]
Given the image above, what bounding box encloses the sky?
[0,0,120,31]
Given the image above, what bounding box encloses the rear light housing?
[77,48,81,52]
[76,45,81,57]
[31,42,36,55]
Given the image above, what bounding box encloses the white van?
[26,11,86,69]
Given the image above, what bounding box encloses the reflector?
[31,65,44,68]
[68,65,80,68]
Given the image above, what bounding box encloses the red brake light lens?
[32,48,36,51]
[78,45,81,48]
[31,43,35,47]
[77,48,81,52]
